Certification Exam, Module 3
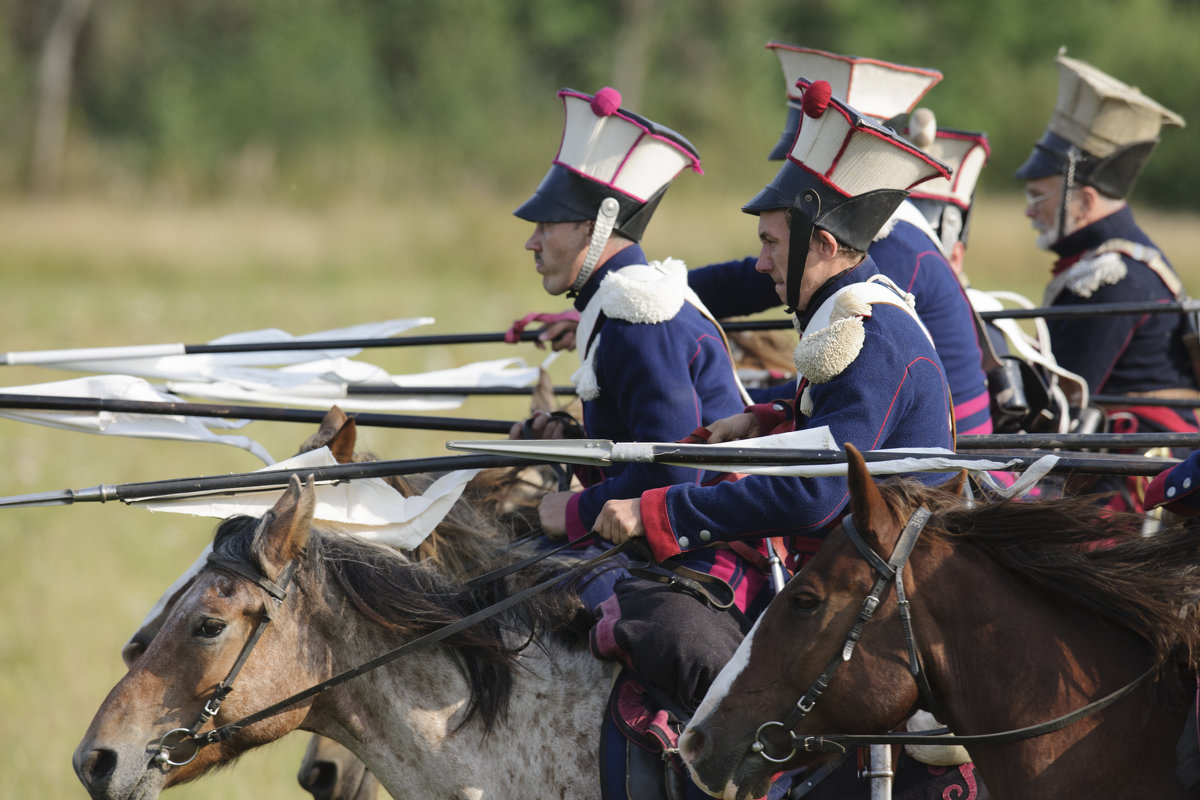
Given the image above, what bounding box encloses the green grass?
[1,189,1197,798]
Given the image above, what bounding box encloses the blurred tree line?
[2,0,1197,209]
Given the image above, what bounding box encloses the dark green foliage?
[3,0,1198,207]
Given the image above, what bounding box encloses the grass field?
[1,189,1197,798]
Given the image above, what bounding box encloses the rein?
[151,527,635,769]
[749,507,1157,764]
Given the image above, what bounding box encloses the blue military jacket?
[1045,205,1197,396]
[641,257,954,566]
[688,202,989,434]
[567,244,748,530]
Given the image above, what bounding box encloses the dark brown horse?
[75,475,610,799]
[679,445,1200,800]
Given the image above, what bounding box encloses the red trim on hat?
[790,80,950,191]
[766,42,943,108]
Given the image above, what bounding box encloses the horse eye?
[195,619,227,638]
[790,593,821,612]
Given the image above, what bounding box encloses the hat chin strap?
[1055,146,1080,243]
[785,192,820,315]
[571,197,621,295]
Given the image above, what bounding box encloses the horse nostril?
[678,727,707,763]
[298,761,337,799]
[77,747,119,790]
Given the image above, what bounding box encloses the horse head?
[75,476,322,799]
[678,444,956,800]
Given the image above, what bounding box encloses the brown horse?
[76,475,610,799]
[679,445,1200,800]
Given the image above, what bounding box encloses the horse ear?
[530,367,555,414]
[944,468,968,498]
[298,405,356,462]
[253,475,315,578]
[326,415,358,464]
[844,443,893,549]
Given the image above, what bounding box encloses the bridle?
[152,513,300,768]
[149,525,633,770]
[751,506,934,763]
[749,506,1155,764]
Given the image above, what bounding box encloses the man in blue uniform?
[689,44,992,436]
[513,87,778,799]
[590,80,959,798]
[1015,50,1198,510]
[512,87,769,604]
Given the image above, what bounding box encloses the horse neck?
[300,588,609,798]
[909,541,1185,799]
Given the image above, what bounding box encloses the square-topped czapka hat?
[744,79,950,311]
[1014,50,1184,198]
[514,87,701,292]
[766,43,942,160]
[898,108,991,252]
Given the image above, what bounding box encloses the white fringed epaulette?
[571,258,689,401]
[795,277,927,417]
[1061,251,1128,299]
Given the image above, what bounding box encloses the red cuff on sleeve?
[641,486,682,561]
[565,492,591,543]
[748,401,792,434]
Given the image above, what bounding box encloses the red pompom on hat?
[591,87,622,116]
[801,80,832,118]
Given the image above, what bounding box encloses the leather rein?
[749,506,1156,763]
[150,526,631,769]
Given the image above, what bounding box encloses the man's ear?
[813,228,840,259]
[1074,184,1102,221]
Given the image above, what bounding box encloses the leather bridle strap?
[751,507,931,764]
[789,665,1155,754]
[153,513,300,767]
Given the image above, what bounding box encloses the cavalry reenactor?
[592,79,960,798]
[511,86,778,798]
[1015,49,1198,510]
[688,44,994,436]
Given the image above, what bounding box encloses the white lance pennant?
[0,375,276,464]
[164,356,542,411]
[133,446,481,632]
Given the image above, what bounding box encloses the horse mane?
[210,514,591,732]
[876,478,1200,670]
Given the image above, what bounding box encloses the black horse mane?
[209,515,592,732]
[877,478,1200,670]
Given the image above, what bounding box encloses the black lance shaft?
[958,431,1200,451]
[0,453,531,509]
[0,394,516,434]
[4,301,1197,366]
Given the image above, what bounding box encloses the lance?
[957,431,1200,451]
[446,439,1178,477]
[8,300,1196,368]
[0,393,516,435]
[0,330,547,366]
[1,441,1178,512]
[0,453,530,509]
[7,391,1198,448]
[342,384,575,396]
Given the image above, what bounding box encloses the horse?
[75,474,613,799]
[678,444,1200,800]
[118,404,560,800]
